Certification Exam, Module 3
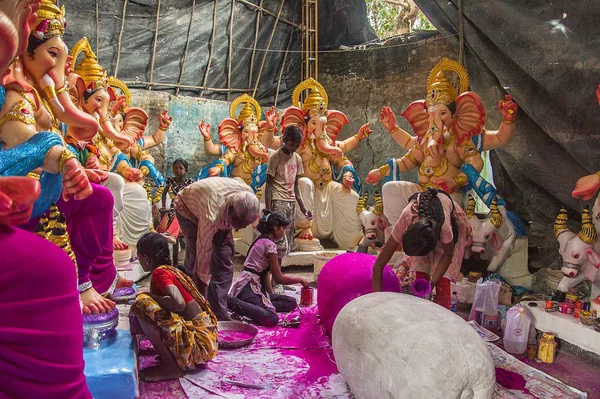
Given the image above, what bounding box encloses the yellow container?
[537,333,557,364]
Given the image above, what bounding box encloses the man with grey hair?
[174,177,260,320]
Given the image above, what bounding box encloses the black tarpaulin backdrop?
[413,0,600,230]
[60,0,376,105]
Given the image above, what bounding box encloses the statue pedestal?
[495,237,535,289]
[83,331,138,399]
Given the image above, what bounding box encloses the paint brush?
[223,378,264,389]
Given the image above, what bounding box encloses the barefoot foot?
[115,274,134,289]
[81,288,116,314]
[140,365,182,382]
[113,236,129,251]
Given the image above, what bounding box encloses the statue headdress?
[554,207,569,238]
[578,206,597,244]
[292,78,329,119]
[230,94,261,129]
[32,0,66,40]
[426,58,469,107]
[71,37,108,94]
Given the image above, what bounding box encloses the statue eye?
[484,233,490,239]
[573,253,580,259]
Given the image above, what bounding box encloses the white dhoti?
[101,172,125,234]
[119,181,152,248]
[296,177,362,250]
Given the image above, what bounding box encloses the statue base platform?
[525,301,600,356]
[83,330,138,399]
[494,237,535,289]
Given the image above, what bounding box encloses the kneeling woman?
[131,233,218,381]
[228,211,309,326]
[372,189,471,309]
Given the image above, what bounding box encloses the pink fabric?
[0,225,91,399]
[57,183,117,294]
[244,238,277,272]
[317,252,401,336]
[391,194,471,282]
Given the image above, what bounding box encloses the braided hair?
[256,209,290,235]
[137,232,172,268]
[403,188,446,256]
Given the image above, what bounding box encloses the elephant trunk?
[54,89,99,141]
[99,113,133,150]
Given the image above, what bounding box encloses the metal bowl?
[217,321,258,349]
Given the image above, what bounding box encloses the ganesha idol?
[66,37,153,253]
[198,94,270,195]
[262,78,371,251]
[0,0,132,314]
[367,58,519,222]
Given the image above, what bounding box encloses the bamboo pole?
[248,0,262,90]
[458,0,465,65]
[236,0,300,29]
[95,0,99,55]
[201,0,219,98]
[148,0,162,90]
[113,0,128,78]
[123,81,248,92]
[176,0,196,96]
[274,28,294,107]
[253,0,285,97]
[227,0,235,100]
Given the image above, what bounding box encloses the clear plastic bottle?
[450,291,458,313]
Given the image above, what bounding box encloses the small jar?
[565,293,578,304]
[580,310,593,327]
[537,333,557,364]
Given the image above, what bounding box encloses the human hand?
[365,168,383,185]
[0,177,40,226]
[198,120,211,139]
[265,106,279,130]
[300,279,310,289]
[84,168,109,184]
[497,95,518,122]
[159,110,172,130]
[356,123,373,140]
[85,154,101,170]
[122,167,143,182]
[380,106,397,132]
[572,173,600,201]
[62,158,93,201]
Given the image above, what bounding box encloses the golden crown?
[292,78,329,117]
[230,94,261,129]
[32,0,66,40]
[71,37,108,92]
[107,76,131,112]
[426,58,469,107]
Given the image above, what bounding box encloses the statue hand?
[436,177,457,194]
[84,169,109,184]
[343,171,355,190]
[572,173,600,201]
[85,154,101,170]
[62,159,93,201]
[198,120,211,139]
[159,110,172,130]
[380,106,397,132]
[122,167,143,182]
[498,95,518,122]
[366,169,383,185]
[357,123,373,140]
[0,177,40,226]
[265,106,279,130]
[208,166,221,177]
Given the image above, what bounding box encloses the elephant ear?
[257,120,278,142]
[326,110,349,142]
[451,91,486,144]
[122,107,148,140]
[67,74,87,110]
[218,118,242,152]
[1,58,33,92]
[401,100,428,138]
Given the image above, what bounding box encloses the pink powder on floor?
[218,330,254,343]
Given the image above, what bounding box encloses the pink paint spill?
[219,331,254,343]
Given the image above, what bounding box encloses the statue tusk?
[40,74,65,113]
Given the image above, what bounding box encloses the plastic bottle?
[503,305,531,355]
[450,291,458,313]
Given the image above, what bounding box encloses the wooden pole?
[227,0,235,100]
[95,0,99,55]
[148,0,162,90]
[201,0,219,97]
[176,0,196,96]
[458,0,465,66]
[114,0,128,78]
[274,28,294,107]
[248,0,262,90]
[253,0,285,97]
[236,0,300,29]
[123,81,248,92]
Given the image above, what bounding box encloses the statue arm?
[336,123,372,153]
[142,126,167,149]
[481,123,515,151]
[203,137,221,156]
[389,125,417,150]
